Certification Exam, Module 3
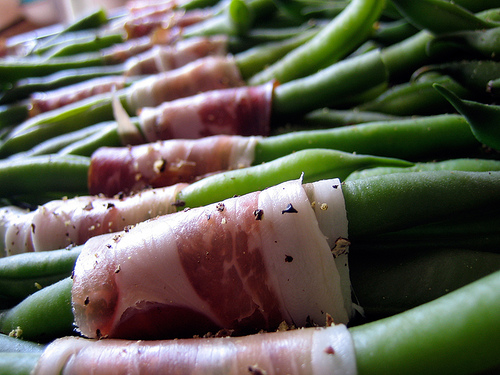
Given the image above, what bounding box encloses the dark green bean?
[350,246,500,321]
[44,33,124,59]
[435,84,500,150]
[354,73,472,116]
[351,268,500,375]
[390,0,498,35]
[57,122,122,157]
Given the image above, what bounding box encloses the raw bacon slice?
[32,324,357,375]
[88,135,260,196]
[72,178,352,340]
[124,35,228,76]
[125,55,245,112]
[2,183,186,256]
[138,81,274,141]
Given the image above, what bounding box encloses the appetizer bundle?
[0,0,499,374]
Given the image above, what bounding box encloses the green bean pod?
[249,0,386,84]
[0,247,81,304]
[345,157,500,180]
[0,154,89,199]
[0,277,74,343]
[351,268,500,375]
[342,170,500,237]
[255,114,481,163]
[390,0,498,35]
[43,33,125,59]
[177,148,413,209]
[354,74,472,116]
[350,246,500,320]
[435,84,500,150]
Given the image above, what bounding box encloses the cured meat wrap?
[72,178,353,340]
[33,324,357,375]
[90,82,274,196]
[123,35,228,76]
[1,183,187,256]
[138,81,274,141]
[125,55,244,112]
[27,36,229,117]
[89,135,261,196]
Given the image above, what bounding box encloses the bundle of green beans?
[0,0,499,373]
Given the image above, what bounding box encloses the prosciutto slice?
[2,183,186,256]
[33,324,357,375]
[125,55,245,112]
[72,178,352,340]
[88,135,260,196]
[124,35,228,76]
[138,81,274,141]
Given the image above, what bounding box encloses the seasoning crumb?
[282,203,298,214]
[285,254,294,262]
[253,209,263,220]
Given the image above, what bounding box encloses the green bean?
[0,352,42,375]
[43,33,125,59]
[255,114,481,163]
[0,103,29,130]
[390,0,499,35]
[177,148,413,209]
[345,157,500,180]
[412,60,500,98]
[350,246,500,320]
[434,84,500,150]
[429,26,500,61]
[0,92,124,158]
[271,48,388,115]
[372,19,419,46]
[249,0,386,84]
[297,108,409,129]
[0,65,125,105]
[57,122,122,157]
[7,122,112,159]
[0,155,89,199]
[352,208,500,253]
[0,246,81,304]
[0,333,44,353]
[351,268,500,375]
[30,8,110,54]
[354,73,472,116]
[342,170,500,237]
[0,277,74,343]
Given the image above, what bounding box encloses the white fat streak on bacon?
[33,325,357,375]
[72,179,349,340]
[126,56,244,113]
[124,35,228,76]
[3,184,186,255]
[88,135,260,196]
[138,82,274,141]
[29,76,128,117]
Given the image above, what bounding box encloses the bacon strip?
[72,179,351,340]
[2,183,186,256]
[32,324,357,375]
[88,135,260,196]
[138,81,274,141]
